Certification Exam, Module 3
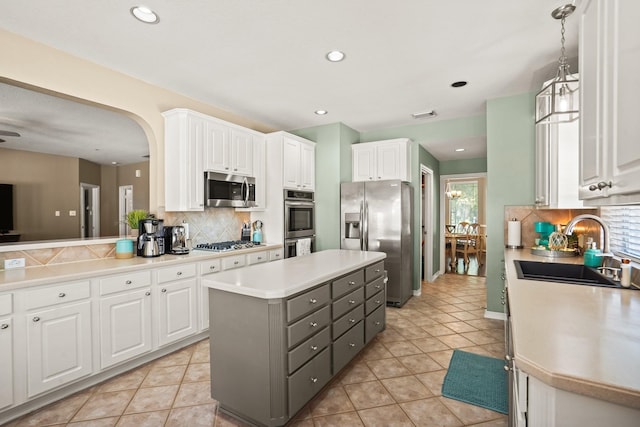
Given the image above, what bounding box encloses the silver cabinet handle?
[348,300,356,304]
[310,345,318,351]
[375,269,381,273]
[58,292,66,298]
[505,355,512,361]
[161,288,167,293]
[309,298,318,304]
[209,265,216,270]
[349,343,356,348]
[309,322,318,328]
[257,257,263,260]
[176,271,182,276]
[125,280,132,285]
[310,377,318,383]
[375,300,381,304]
[33,317,40,322]
[1,324,8,329]
[145,291,151,296]
[589,181,612,191]
[234,261,239,265]
[349,318,356,324]
[374,321,381,326]
[375,285,381,289]
[348,281,356,286]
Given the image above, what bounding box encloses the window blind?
[600,206,640,261]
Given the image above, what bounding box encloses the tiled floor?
[6,273,506,427]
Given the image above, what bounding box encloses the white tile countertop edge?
[0,244,282,291]
[202,249,386,299]
[504,248,640,409]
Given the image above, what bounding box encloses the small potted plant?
[125,209,150,237]
[116,209,149,259]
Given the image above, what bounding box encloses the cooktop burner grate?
[194,240,259,252]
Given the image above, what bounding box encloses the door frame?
[119,185,134,236]
[420,165,435,285]
[80,183,100,238]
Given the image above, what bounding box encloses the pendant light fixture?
[445,182,462,199]
[535,4,579,124]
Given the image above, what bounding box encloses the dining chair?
[455,231,480,268]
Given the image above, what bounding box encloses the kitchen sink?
[514,260,636,290]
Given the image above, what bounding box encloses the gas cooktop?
[194,240,259,252]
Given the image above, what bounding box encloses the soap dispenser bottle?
[584,241,603,268]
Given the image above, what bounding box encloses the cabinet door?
[100,288,152,369]
[0,318,13,409]
[283,137,302,189]
[158,279,198,347]
[187,115,205,210]
[27,301,92,397]
[352,145,376,182]
[299,141,315,191]
[230,129,254,176]
[376,142,402,180]
[203,120,230,173]
[607,0,640,197]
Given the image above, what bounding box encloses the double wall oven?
[283,189,315,258]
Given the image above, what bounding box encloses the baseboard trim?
[413,287,422,296]
[484,310,506,321]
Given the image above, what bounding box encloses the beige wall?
[0,29,276,215]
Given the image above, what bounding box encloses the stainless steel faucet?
[564,214,611,256]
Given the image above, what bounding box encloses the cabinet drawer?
[100,270,152,296]
[287,305,331,349]
[247,251,268,265]
[365,276,385,299]
[333,304,364,339]
[333,320,364,374]
[269,248,283,261]
[200,258,222,276]
[288,327,331,374]
[221,254,246,270]
[365,262,385,282]
[332,287,365,320]
[0,293,12,316]
[332,270,364,299]
[25,281,91,310]
[288,347,331,417]
[365,305,385,344]
[157,263,196,284]
[287,284,330,323]
[365,289,385,315]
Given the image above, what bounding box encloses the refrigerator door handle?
[359,201,364,250]
[364,201,369,250]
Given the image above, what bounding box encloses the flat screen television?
[0,184,14,234]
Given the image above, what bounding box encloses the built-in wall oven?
[284,189,315,258]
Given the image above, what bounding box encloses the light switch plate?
[4,258,25,269]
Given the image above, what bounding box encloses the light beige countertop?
[0,243,282,291]
[504,248,640,409]
[203,249,386,299]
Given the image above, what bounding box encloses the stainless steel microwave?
[205,171,256,208]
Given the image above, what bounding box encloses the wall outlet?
[69,210,77,217]
[4,258,25,269]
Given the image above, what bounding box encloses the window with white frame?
[600,206,640,262]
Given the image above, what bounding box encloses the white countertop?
[504,248,640,409]
[203,249,386,299]
[0,244,282,291]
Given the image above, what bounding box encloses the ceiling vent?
[411,110,437,119]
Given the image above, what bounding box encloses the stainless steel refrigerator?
[340,180,413,307]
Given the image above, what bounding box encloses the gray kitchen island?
[202,249,387,427]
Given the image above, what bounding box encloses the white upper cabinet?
[204,124,254,176]
[352,138,411,182]
[579,0,640,204]
[283,134,316,191]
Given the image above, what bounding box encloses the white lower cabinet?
[99,288,152,369]
[0,317,13,409]
[157,279,198,347]
[26,301,92,397]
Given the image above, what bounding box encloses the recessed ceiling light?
[130,6,159,24]
[451,81,468,88]
[326,50,346,62]
[315,110,328,115]
[112,161,119,165]
[455,148,465,152]
[411,110,437,119]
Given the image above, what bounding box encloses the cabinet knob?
[58,292,66,298]
[162,288,167,293]
[374,300,381,304]
[257,257,263,260]
[234,168,238,171]
[375,269,381,273]
[210,265,216,271]
[309,322,318,328]
[504,365,512,372]
[589,181,612,191]
[348,281,356,286]
[349,318,356,324]
[125,280,132,285]
[1,324,8,329]
[374,321,381,326]
[32,317,40,322]
[375,285,381,289]
[234,261,239,265]
[310,345,318,351]
[176,271,182,276]
[310,377,318,383]
[505,354,512,361]
[145,291,151,296]
[309,298,318,304]
[348,299,356,305]
[349,343,356,348]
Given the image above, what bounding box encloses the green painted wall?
[440,157,487,175]
[486,92,536,313]
[419,146,441,273]
[290,123,359,251]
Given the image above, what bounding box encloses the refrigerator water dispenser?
[344,213,361,238]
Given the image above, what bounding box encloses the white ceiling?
[0,0,582,162]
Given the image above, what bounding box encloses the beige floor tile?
[183,362,211,382]
[380,375,433,402]
[383,340,423,357]
[468,417,508,427]
[421,324,456,336]
[115,410,169,426]
[344,381,396,410]
[437,334,476,349]
[312,411,364,427]
[375,328,407,343]
[309,386,355,417]
[429,313,461,323]
[124,385,179,414]
[426,349,454,368]
[366,358,411,379]
[286,419,315,427]
[97,368,149,393]
[411,337,451,353]
[152,347,193,367]
[140,365,187,387]
[439,396,504,425]
[338,363,378,385]
[443,321,478,333]
[394,326,431,340]
[165,403,218,427]
[357,404,414,427]
[400,398,463,427]
[71,390,136,422]
[397,353,443,374]
[67,417,119,426]
[415,370,447,396]
[173,381,216,408]
[16,389,93,426]
[360,340,394,361]
[461,331,499,345]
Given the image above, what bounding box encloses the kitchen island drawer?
[288,327,330,374]
[332,287,364,319]
[333,304,364,339]
[365,276,385,298]
[365,289,385,315]
[287,283,330,322]
[365,262,384,282]
[100,270,152,295]
[199,258,222,276]
[288,347,331,417]
[332,270,364,299]
[287,305,331,348]
[25,281,90,310]
[365,305,385,344]
[0,293,12,315]
[157,263,196,284]
[332,320,364,374]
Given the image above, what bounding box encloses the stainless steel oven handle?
[284,201,314,206]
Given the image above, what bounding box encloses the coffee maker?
[165,225,190,255]
[137,219,165,257]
